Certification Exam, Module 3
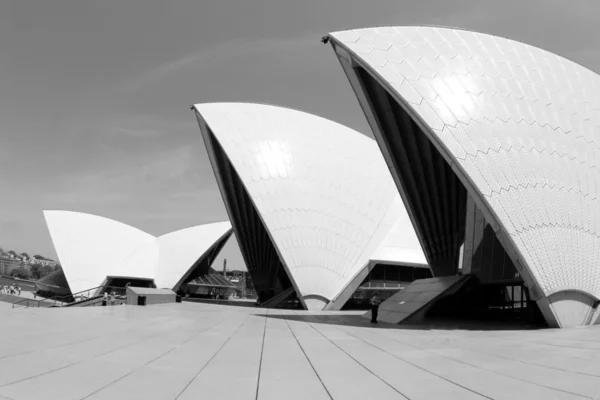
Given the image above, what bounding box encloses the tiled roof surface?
[331,27,600,299]
[44,210,231,293]
[195,103,423,305]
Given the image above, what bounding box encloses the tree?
[10,267,32,280]
[29,264,42,279]
[38,265,54,278]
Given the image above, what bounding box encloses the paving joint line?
[302,316,411,400]
[408,333,600,378]
[431,345,600,379]
[0,317,197,389]
[399,329,600,360]
[174,314,250,400]
[79,317,234,400]
[358,325,595,399]
[325,321,493,399]
[0,316,178,361]
[285,312,333,400]
[254,309,269,400]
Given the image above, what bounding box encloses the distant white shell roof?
[370,208,428,268]
[43,210,231,294]
[329,26,600,299]
[194,103,426,308]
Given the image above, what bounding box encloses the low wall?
[126,287,176,306]
[0,294,55,308]
[183,298,257,308]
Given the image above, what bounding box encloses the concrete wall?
[547,291,599,328]
[126,287,176,306]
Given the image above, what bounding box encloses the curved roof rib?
[43,210,232,294]
[328,26,600,327]
[193,102,425,310]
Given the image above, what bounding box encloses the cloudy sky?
[0,0,599,269]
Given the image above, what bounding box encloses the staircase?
[12,284,127,309]
[260,287,297,308]
[366,275,473,324]
[62,295,104,307]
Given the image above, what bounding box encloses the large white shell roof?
[194,103,425,306]
[329,26,600,299]
[43,210,231,294]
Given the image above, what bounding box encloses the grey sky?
[1,0,599,270]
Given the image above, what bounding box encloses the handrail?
[13,285,131,309]
[45,285,129,304]
[47,286,105,303]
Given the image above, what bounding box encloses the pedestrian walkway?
[1,302,599,399]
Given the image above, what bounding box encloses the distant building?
[0,257,22,276]
[23,256,57,268]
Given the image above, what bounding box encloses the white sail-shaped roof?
[370,209,428,268]
[194,103,426,310]
[328,26,600,326]
[155,223,232,289]
[43,210,232,294]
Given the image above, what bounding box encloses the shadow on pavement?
[254,313,546,331]
[253,312,417,330]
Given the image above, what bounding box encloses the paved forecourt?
[1,302,600,400]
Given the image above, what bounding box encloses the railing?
[11,297,55,309]
[50,285,128,303]
[12,285,130,309]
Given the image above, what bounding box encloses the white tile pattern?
[43,210,231,294]
[194,103,426,307]
[330,26,600,299]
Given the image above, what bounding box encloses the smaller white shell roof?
[194,103,426,307]
[43,210,231,294]
[155,222,232,289]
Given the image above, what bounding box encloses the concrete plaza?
[1,302,600,400]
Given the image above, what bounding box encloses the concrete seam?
[174,314,250,400]
[364,327,596,399]
[284,312,334,400]
[79,317,234,400]
[304,316,411,399]
[254,310,269,400]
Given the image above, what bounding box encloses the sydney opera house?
[40,26,600,330]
